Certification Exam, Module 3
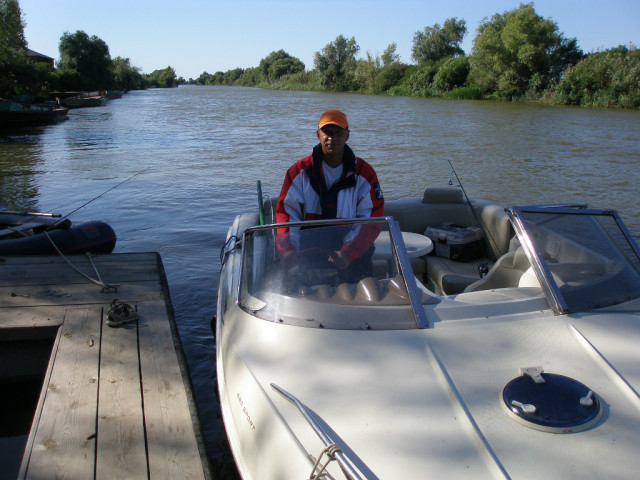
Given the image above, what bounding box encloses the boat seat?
[0,222,41,239]
[425,256,492,295]
[262,197,278,224]
[463,247,531,293]
[383,187,516,295]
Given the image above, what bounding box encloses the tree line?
[1,0,179,99]
[192,3,639,109]
[2,1,638,109]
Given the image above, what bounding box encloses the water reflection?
[0,133,45,210]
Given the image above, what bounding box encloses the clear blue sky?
[20,0,640,80]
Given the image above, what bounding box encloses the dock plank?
[0,306,66,330]
[0,281,163,307]
[96,307,148,479]
[139,300,206,480]
[25,307,101,480]
[1,262,160,287]
[0,252,158,267]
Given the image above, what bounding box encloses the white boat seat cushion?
[463,247,531,293]
[426,256,491,295]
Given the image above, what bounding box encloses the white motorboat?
[216,187,640,479]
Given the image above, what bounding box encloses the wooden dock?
[0,252,211,479]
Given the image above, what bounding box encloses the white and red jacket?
[275,144,384,261]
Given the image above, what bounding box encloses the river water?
[1,86,639,476]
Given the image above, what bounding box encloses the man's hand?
[329,250,351,269]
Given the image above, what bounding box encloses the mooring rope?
[43,230,118,292]
[309,443,342,480]
[5,226,31,237]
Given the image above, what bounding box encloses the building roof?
[25,48,54,61]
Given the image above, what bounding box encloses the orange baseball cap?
[318,109,348,129]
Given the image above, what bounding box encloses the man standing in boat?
[275,109,384,279]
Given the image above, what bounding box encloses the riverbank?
[190,45,640,110]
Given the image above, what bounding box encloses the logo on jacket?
[373,182,383,200]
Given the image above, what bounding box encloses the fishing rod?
[1,171,145,233]
[447,160,500,275]
[0,211,61,217]
[49,170,145,228]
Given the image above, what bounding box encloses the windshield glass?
[238,219,425,330]
[511,208,640,312]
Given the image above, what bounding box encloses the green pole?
[257,180,265,225]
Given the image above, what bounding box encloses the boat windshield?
[238,218,429,330]
[508,207,640,313]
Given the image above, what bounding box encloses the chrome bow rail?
[271,383,368,480]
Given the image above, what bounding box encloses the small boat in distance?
[59,91,107,109]
[105,90,124,100]
[216,186,640,479]
[0,99,69,127]
[0,211,116,256]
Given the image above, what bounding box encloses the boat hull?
[215,199,640,480]
[60,96,106,109]
[217,293,640,480]
[0,221,116,255]
[0,103,68,127]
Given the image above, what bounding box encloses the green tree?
[432,56,470,91]
[381,42,400,67]
[0,0,41,98]
[195,71,213,85]
[393,61,440,97]
[356,43,407,94]
[236,67,261,86]
[355,52,380,93]
[50,68,83,92]
[376,62,408,94]
[211,71,225,84]
[554,45,640,108]
[470,3,582,99]
[146,66,178,88]
[57,30,113,90]
[314,35,360,90]
[0,0,26,50]
[258,50,305,83]
[377,43,407,92]
[412,18,467,64]
[111,56,145,91]
[209,71,225,84]
[222,67,244,85]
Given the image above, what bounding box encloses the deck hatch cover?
[502,371,602,433]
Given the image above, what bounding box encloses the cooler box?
[425,222,484,262]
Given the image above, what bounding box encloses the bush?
[0,47,40,97]
[553,45,640,108]
[397,63,439,96]
[432,56,470,91]
[274,71,323,91]
[50,68,85,91]
[470,3,582,100]
[375,63,409,94]
[444,86,483,99]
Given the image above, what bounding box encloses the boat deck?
[0,252,210,479]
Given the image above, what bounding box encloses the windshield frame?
[237,217,431,329]
[507,206,640,314]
